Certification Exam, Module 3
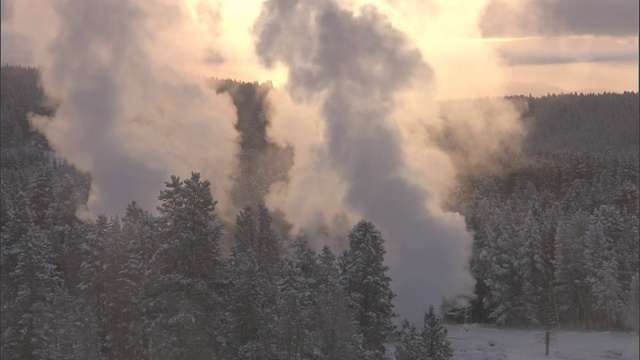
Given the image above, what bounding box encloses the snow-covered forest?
[1,65,638,359]
[446,93,639,331]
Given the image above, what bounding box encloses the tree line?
[0,65,456,360]
[1,158,451,359]
[2,65,638,358]
[449,150,639,331]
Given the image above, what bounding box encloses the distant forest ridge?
[2,65,638,156]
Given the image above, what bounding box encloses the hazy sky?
[2,0,638,98]
[478,0,639,97]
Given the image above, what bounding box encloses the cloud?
[492,35,639,66]
[502,51,638,66]
[480,0,639,38]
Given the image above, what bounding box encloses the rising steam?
[3,0,526,321]
[214,79,293,209]
[254,0,477,322]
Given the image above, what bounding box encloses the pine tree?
[1,193,32,358]
[10,226,61,359]
[625,272,640,333]
[151,172,225,358]
[553,211,590,327]
[227,204,281,359]
[584,208,623,329]
[479,211,519,326]
[422,306,454,360]
[26,167,54,228]
[395,319,427,360]
[2,170,100,359]
[340,220,395,359]
[9,224,100,359]
[77,215,118,358]
[517,209,547,326]
[316,245,362,360]
[119,201,158,358]
[277,236,318,359]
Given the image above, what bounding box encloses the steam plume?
[14,0,240,218]
[3,0,528,321]
[254,0,479,322]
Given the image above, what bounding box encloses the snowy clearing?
[447,324,639,360]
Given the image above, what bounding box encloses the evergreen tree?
[625,272,640,333]
[118,201,158,358]
[26,167,54,228]
[422,306,453,360]
[8,224,100,359]
[480,214,519,326]
[340,220,395,359]
[77,215,119,358]
[395,319,427,360]
[517,209,547,326]
[584,208,623,329]
[277,236,319,359]
[316,245,362,360]
[553,211,590,327]
[9,225,61,359]
[1,193,32,358]
[227,204,281,359]
[151,172,225,358]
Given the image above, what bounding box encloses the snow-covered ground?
[447,324,639,360]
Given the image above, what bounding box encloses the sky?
[0,0,637,322]
[2,0,638,98]
[478,0,639,97]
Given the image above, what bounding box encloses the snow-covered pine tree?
[584,206,624,330]
[316,245,362,360]
[26,167,54,228]
[77,214,120,358]
[422,305,454,360]
[227,206,258,356]
[5,221,60,358]
[625,272,639,333]
[479,209,519,326]
[119,201,158,358]
[395,319,427,360]
[340,220,395,360]
[616,213,639,327]
[227,204,281,359]
[2,176,100,359]
[151,172,225,358]
[0,193,32,358]
[553,210,590,327]
[277,236,319,359]
[256,203,282,273]
[10,224,100,359]
[517,209,547,326]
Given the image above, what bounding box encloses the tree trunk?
[545,327,550,356]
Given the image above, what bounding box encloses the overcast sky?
[478,0,638,96]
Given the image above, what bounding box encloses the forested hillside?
[0,65,638,359]
[521,92,639,154]
[0,66,413,360]
[449,93,639,331]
